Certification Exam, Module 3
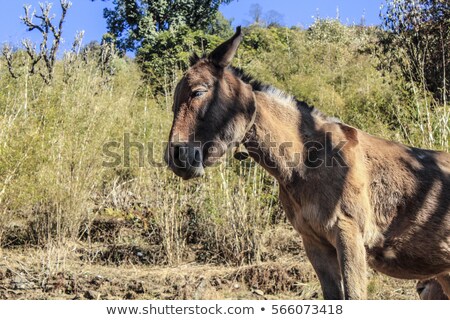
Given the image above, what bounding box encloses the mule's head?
[165,27,256,179]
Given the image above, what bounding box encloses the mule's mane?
[228,66,339,123]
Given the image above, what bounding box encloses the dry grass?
[0,235,418,300]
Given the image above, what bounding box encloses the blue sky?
[0,0,383,52]
[0,1,113,49]
[222,0,383,27]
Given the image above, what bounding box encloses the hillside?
[0,22,447,299]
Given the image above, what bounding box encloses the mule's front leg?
[303,236,344,299]
[336,218,367,299]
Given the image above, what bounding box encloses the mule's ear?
[189,52,200,66]
[208,26,243,68]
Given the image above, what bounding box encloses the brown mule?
[165,27,450,299]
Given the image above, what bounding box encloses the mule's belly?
[368,203,450,279]
[366,241,450,279]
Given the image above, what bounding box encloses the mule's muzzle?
[165,142,205,180]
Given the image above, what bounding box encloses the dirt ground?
[0,218,419,300]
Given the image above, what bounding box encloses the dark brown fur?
[165,27,450,299]
[417,279,449,300]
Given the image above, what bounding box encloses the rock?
[252,289,265,296]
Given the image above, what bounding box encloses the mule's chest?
[279,185,337,240]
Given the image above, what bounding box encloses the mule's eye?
[192,90,206,98]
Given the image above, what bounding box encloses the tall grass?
[0,51,142,245]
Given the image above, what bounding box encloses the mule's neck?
[243,91,318,185]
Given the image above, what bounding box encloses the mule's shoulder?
[338,123,359,147]
[317,121,360,151]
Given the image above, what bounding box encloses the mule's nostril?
[173,145,181,161]
[194,148,202,165]
[172,144,186,169]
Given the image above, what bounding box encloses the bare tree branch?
[22,39,42,75]
[1,45,19,79]
[21,5,45,34]
[19,0,72,84]
[72,30,85,54]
